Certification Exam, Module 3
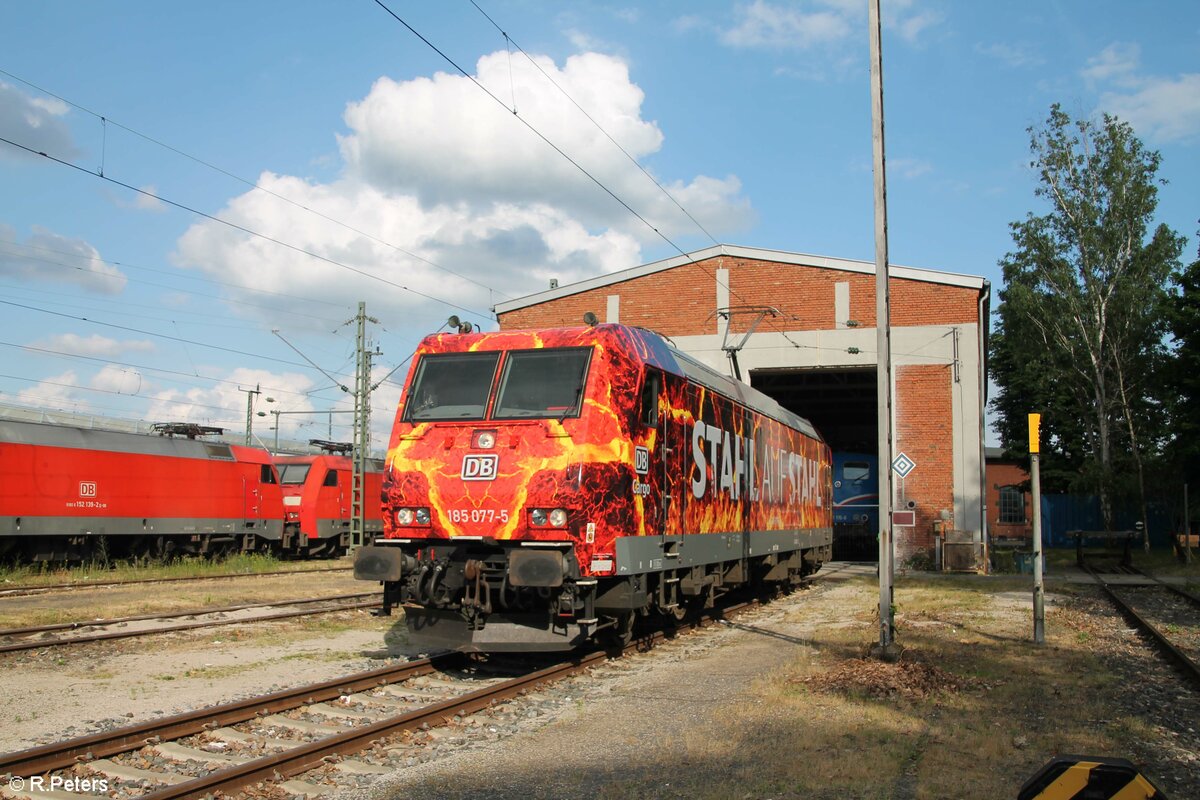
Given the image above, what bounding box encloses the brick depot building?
[495,244,991,563]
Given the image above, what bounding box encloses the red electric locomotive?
[0,420,284,562]
[274,449,384,558]
[354,323,833,652]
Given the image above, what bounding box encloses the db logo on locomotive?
[461,454,499,481]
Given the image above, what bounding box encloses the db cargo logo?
[79,482,98,497]
[634,446,649,475]
[461,454,499,481]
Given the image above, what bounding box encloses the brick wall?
[986,461,1032,540]
[894,364,954,561]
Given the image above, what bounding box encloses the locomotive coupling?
[353,545,417,582]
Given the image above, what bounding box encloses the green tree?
[1165,246,1200,528]
[990,105,1184,537]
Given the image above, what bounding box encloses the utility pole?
[1030,413,1045,644]
[273,306,380,551]
[868,0,898,660]
[1185,483,1192,565]
[238,384,274,446]
[350,302,381,551]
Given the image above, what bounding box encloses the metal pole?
[1031,452,1045,643]
[1186,483,1192,565]
[273,410,280,452]
[352,304,368,551]
[350,302,380,551]
[1029,413,1044,644]
[869,0,896,656]
[239,384,261,446]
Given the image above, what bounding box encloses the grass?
[587,576,1171,799]
[0,552,348,587]
[0,570,367,630]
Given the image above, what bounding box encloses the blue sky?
[1,1,1197,449]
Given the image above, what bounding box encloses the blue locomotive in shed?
[832,452,879,560]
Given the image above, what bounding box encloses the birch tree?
[990,105,1183,535]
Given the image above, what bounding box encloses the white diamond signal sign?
[891,452,916,478]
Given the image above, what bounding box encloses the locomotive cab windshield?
[405,352,499,422]
[494,348,590,419]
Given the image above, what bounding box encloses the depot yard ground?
[2,556,1198,799]
[363,559,1200,800]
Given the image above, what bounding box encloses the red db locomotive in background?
[0,420,283,561]
[0,421,382,562]
[275,448,384,558]
[355,323,832,652]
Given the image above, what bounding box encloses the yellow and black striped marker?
[1019,756,1164,799]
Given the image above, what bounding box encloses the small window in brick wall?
[997,485,1025,525]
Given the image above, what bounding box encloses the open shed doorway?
[750,367,879,561]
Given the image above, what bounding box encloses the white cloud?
[174,50,751,331]
[32,333,156,359]
[1082,43,1141,86]
[144,367,318,435]
[90,365,145,395]
[1100,74,1200,144]
[1083,43,1200,143]
[722,1,851,49]
[893,9,942,44]
[0,224,128,294]
[974,41,1042,69]
[0,82,80,162]
[13,370,87,410]
[890,157,933,179]
[116,185,167,213]
[718,1,941,53]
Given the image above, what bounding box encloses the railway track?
[0,566,352,600]
[1083,563,1200,691]
[0,597,759,800]
[0,593,380,654]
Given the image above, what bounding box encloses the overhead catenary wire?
[0,298,361,382]
[373,2,783,336]
[0,372,234,415]
[0,258,346,330]
[0,67,510,301]
[467,0,723,249]
[0,134,494,321]
[0,235,356,317]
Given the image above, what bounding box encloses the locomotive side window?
[260,464,277,484]
[405,352,500,422]
[639,370,661,427]
[494,348,591,419]
[323,469,338,487]
[843,461,870,482]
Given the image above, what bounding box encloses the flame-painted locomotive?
[354,324,832,652]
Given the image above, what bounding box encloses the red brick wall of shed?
[894,364,954,561]
[497,256,980,333]
[986,461,1033,541]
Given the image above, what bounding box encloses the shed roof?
[494,243,988,315]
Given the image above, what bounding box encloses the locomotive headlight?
[472,430,497,449]
[530,508,548,526]
[415,508,431,525]
[548,508,568,528]
[396,508,415,525]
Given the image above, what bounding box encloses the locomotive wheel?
[600,612,635,651]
